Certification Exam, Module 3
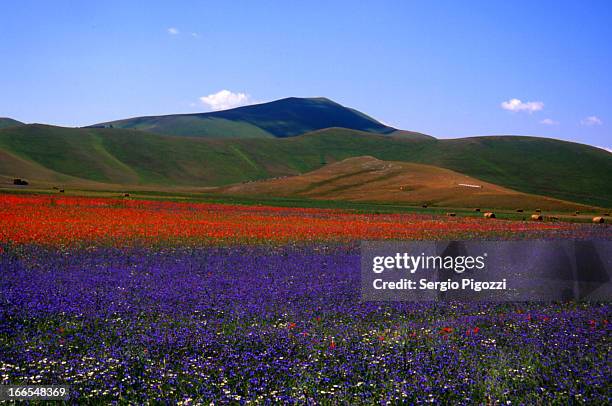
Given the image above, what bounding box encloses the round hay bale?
[59,189,65,193]
[446,212,456,217]
[575,211,580,215]
[474,208,481,212]
[516,209,524,213]
[592,216,605,224]
[535,209,541,213]
[531,214,543,221]
[421,204,428,208]
[484,212,496,219]
[124,193,130,197]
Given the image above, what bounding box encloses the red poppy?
[0,193,570,246]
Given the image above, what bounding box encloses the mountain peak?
[285,96,336,104]
[91,97,395,138]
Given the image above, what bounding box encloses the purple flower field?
[1,245,610,403]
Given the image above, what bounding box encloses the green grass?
[1,125,611,207]
[406,136,612,206]
[0,125,140,183]
[107,116,274,138]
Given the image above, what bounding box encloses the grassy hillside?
[97,115,274,139]
[91,97,398,138]
[0,118,24,129]
[401,136,612,207]
[0,125,610,207]
[220,156,592,211]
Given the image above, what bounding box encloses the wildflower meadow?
[0,194,610,403]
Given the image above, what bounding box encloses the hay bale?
[59,189,65,193]
[516,209,524,213]
[421,204,428,208]
[535,209,541,213]
[124,193,130,197]
[531,214,543,221]
[474,208,481,212]
[484,212,496,219]
[592,216,605,224]
[446,212,456,217]
[13,178,28,186]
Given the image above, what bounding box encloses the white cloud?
[501,98,544,113]
[596,146,612,154]
[581,116,602,126]
[200,90,252,111]
[540,118,558,125]
[167,27,179,35]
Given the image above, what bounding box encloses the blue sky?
[1,1,610,149]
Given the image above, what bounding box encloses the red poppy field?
[0,194,597,246]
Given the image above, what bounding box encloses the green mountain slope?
[1,125,610,207]
[90,97,397,138]
[397,136,612,206]
[0,118,24,129]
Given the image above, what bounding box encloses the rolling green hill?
[90,97,400,138]
[0,125,610,207]
[220,156,593,211]
[0,118,24,129]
